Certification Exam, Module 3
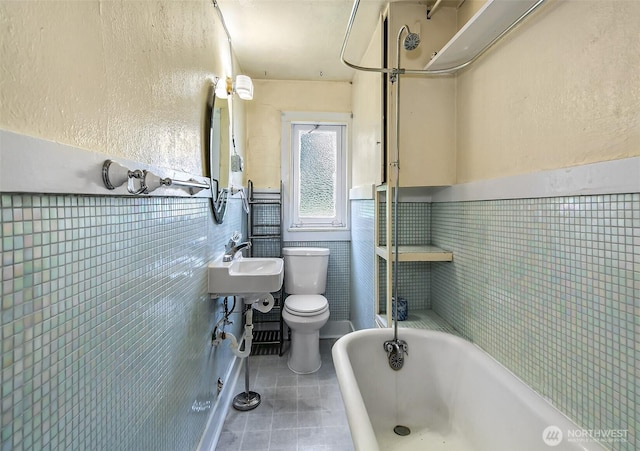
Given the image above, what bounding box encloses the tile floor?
[216,340,354,451]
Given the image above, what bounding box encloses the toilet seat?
[284,295,329,317]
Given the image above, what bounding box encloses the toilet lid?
[284,295,328,315]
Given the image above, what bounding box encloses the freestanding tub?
[332,329,606,451]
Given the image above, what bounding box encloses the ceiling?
[216,0,390,82]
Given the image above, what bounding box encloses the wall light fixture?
[214,75,253,100]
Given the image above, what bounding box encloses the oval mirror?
[207,81,230,223]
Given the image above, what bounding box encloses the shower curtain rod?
[340,0,546,76]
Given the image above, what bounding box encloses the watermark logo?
[542,425,563,447]
[567,428,628,444]
[543,425,628,446]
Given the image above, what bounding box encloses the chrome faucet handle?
[222,239,251,262]
[383,341,396,355]
[226,231,242,251]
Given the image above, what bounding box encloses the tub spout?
[384,338,408,371]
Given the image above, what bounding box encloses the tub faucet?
[384,338,408,371]
[223,241,252,262]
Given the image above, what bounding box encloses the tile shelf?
[375,245,453,262]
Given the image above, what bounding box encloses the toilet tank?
[282,247,330,295]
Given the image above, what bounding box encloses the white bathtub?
[332,329,606,451]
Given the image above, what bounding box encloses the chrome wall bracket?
[102,160,147,194]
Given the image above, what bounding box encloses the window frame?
[281,111,351,241]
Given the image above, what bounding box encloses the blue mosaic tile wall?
[248,194,352,322]
[247,201,281,260]
[1,194,244,450]
[282,241,350,322]
[431,194,639,451]
[349,200,375,330]
[378,202,432,314]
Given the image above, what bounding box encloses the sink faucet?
[223,241,252,262]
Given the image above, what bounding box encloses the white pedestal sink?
[207,257,284,297]
[208,256,284,412]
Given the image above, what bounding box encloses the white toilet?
[281,247,330,374]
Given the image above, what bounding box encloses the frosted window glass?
[287,119,347,231]
[298,131,337,218]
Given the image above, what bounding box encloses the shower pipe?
[383,25,417,370]
[341,0,545,369]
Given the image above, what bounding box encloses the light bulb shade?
[234,75,253,100]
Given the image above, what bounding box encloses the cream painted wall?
[351,18,383,188]
[388,3,457,187]
[0,0,236,177]
[456,0,640,183]
[456,0,486,30]
[229,93,248,188]
[245,79,351,189]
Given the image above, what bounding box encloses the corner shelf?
[374,184,454,329]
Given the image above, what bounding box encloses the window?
[282,112,350,240]
[292,123,346,227]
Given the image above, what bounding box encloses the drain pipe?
[223,318,253,359]
[212,299,261,410]
[230,305,261,411]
